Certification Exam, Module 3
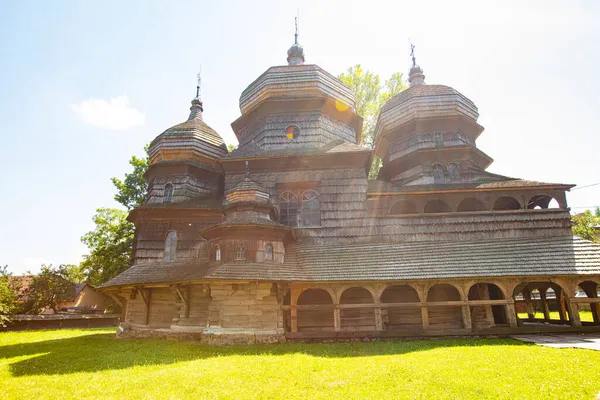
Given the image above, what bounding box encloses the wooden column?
[374,301,383,332]
[138,288,151,326]
[421,305,429,330]
[462,305,472,331]
[567,297,582,327]
[290,288,300,333]
[333,305,341,332]
[505,302,518,328]
[523,287,535,320]
[477,284,494,326]
[556,287,568,322]
[539,289,550,322]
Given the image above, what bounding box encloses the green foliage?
[80,208,134,286]
[110,146,149,211]
[2,329,600,399]
[61,264,86,284]
[572,210,600,242]
[227,143,238,153]
[338,65,407,178]
[0,266,19,326]
[26,265,75,313]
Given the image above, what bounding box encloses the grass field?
[1,328,599,399]
[517,310,595,321]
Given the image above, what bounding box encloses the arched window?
[164,231,177,261]
[434,132,444,147]
[163,183,174,203]
[264,243,273,261]
[280,192,299,227]
[448,163,460,182]
[214,245,221,261]
[433,164,445,184]
[300,190,321,227]
[235,242,246,260]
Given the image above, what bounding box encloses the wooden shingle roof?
[100,236,600,288]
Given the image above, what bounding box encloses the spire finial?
[408,40,426,86]
[196,71,201,99]
[245,160,250,179]
[189,71,203,120]
[287,14,305,65]
[294,15,299,45]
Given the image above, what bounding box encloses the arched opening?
[457,198,486,212]
[424,199,451,213]
[297,289,334,332]
[213,245,221,262]
[164,231,177,261]
[264,243,273,261]
[492,196,521,211]
[513,282,571,326]
[380,285,421,332]
[163,183,173,203]
[427,284,463,329]
[432,164,445,184]
[235,242,246,261]
[299,190,320,227]
[340,287,376,331]
[448,162,460,182]
[468,283,507,329]
[390,200,417,215]
[576,281,600,325]
[279,192,299,227]
[527,194,560,209]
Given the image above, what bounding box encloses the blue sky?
[1,0,599,275]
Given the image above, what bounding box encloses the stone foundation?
[116,324,285,345]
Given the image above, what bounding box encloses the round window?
[285,125,300,140]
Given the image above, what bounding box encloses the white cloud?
[70,95,145,130]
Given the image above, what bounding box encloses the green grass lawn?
[517,310,595,321]
[1,328,599,399]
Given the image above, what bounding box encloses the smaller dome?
[408,64,426,86]
[409,65,423,75]
[287,43,305,65]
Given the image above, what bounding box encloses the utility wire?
[571,182,600,191]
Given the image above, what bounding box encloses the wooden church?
[100,33,600,344]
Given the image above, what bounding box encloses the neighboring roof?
[74,283,87,297]
[100,236,600,287]
[368,177,575,194]
[222,139,371,160]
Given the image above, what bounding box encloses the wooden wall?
[208,282,281,330]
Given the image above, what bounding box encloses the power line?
[571,182,600,191]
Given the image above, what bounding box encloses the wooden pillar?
[522,287,535,320]
[477,284,494,326]
[556,287,568,322]
[333,305,341,332]
[374,302,383,332]
[539,289,550,322]
[139,288,151,326]
[567,297,582,327]
[505,302,518,328]
[462,305,472,331]
[421,306,429,330]
[290,287,300,333]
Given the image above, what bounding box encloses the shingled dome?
[149,96,228,165]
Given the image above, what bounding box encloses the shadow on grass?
[0,331,526,377]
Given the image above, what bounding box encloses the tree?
[80,208,134,287]
[0,266,19,326]
[572,210,600,243]
[338,65,407,178]
[227,143,238,153]
[26,264,75,314]
[111,148,149,211]
[62,264,86,284]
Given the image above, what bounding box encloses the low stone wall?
[116,323,285,345]
[1,314,120,331]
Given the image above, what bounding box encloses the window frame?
[264,243,274,261]
[163,183,174,203]
[235,242,247,261]
[164,231,177,261]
